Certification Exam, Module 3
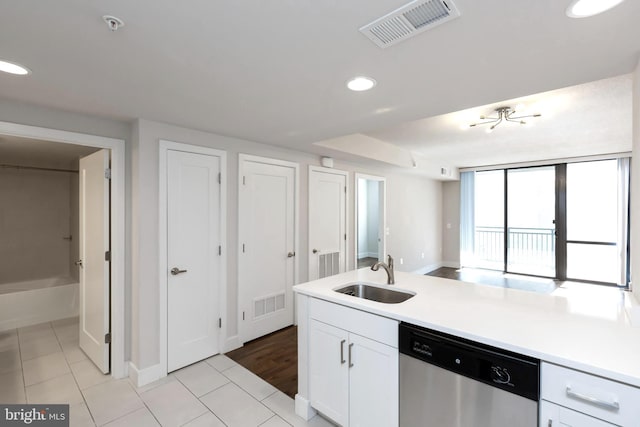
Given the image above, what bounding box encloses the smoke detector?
[103,15,125,32]
[360,0,460,48]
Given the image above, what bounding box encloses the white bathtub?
[0,276,79,331]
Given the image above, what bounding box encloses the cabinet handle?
[348,343,354,368]
[566,385,620,411]
[340,340,346,364]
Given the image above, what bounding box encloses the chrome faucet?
[371,255,395,285]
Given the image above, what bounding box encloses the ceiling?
[0,135,98,169]
[1,0,639,174]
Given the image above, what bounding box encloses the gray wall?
[0,168,73,284]
[130,118,445,370]
[442,181,461,267]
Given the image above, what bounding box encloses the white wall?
[0,168,73,284]
[385,174,443,274]
[357,179,368,258]
[631,60,640,302]
[130,118,445,370]
[442,181,461,267]
[366,181,380,256]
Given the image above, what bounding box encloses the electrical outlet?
[421,252,425,259]
[446,223,452,229]
[400,258,404,265]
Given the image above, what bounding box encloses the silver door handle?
[287,252,295,258]
[312,249,318,254]
[74,260,83,268]
[171,267,187,275]
[566,385,620,411]
[348,343,354,368]
[340,339,346,364]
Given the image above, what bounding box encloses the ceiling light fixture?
[347,76,376,92]
[0,59,30,75]
[469,106,541,132]
[566,0,626,18]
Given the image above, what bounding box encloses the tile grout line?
[52,318,99,427]
[16,327,27,404]
[172,369,230,427]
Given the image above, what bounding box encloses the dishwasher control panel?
[399,322,540,401]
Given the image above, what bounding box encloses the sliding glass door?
[465,159,629,286]
[566,160,623,283]
[506,167,556,277]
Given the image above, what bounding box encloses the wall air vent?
[359,0,460,48]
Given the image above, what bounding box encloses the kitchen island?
[293,268,640,426]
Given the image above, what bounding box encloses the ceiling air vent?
[359,0,460,48]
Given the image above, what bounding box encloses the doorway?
[238,154,298,343]
[308,166,348,280]
[0,121,126,378]
[355,174,386,269]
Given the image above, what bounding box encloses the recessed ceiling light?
[347,76,376,92]
[566,0,626,18]
[0,59,30,75]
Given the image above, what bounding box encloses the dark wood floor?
[357,257,377,268]
[225,325,298,399]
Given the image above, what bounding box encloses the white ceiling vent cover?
[359,0,460,48]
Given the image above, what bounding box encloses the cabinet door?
[309,320,349,426]
[348,333,399,427]
[540,401,616,427]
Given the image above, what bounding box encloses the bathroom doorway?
[0,121,126,378]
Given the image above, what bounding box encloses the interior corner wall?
[442,181,461,268]
[631,60,640,302]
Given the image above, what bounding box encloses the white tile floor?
[0,318,334,427]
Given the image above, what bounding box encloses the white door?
[167,150,222,372]
[308,167,347,280]
[78,149,110,374]
[239,156,296,342]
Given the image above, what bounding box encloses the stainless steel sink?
[333,282,415,304]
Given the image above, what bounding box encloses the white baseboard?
[295,394,317,421]
[441,261,461,269]
[412,262,443,275]
[129,362,165,387]
[224,335,242,353]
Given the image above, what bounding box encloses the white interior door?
[167,149,222,372]
[78,149,110,374]
[309,167,347,280]
[239,156,296,342]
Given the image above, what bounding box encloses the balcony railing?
[475,226,555,270]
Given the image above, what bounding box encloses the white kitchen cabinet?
[540,401,616,427]
[541,362,640,427]
[309,319,349,425]
[306,298,399,427]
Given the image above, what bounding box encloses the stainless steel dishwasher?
[399,323,539,427]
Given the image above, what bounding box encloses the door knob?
[75,260,83,268]
[287,252,295,258]
[171,267,187,275]
[312,249,319,254]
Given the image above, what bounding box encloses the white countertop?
[294,269,640,388]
